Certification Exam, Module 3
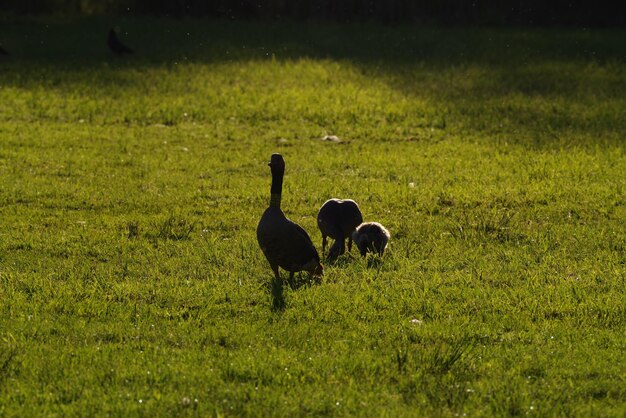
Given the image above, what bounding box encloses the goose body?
[352,222,390,256]
[108,29,133,55]
[257,154,323,280]
[317,198,363,260]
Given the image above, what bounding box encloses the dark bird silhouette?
[257,154,323,283]
[107,29,133,55]
[0,45,9,56]
[352,222,390,257]
[317,198,363,261]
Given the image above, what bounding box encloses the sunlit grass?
[0,18,625,416]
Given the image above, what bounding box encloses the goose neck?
[270,193,281,207]
[270,168,283,208]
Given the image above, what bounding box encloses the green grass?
[0,17,625,416]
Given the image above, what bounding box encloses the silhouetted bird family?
[257,153,390,284]
[107,28,133,55]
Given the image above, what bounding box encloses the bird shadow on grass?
[270,277,286,312]
[323,251,358,267]
[268,273,318,312]
[337,252,386,269]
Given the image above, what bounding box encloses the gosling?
[352,222,390,257]
[317,198,363,261]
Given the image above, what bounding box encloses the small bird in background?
[107,28,133,55]
[0,45,9,56]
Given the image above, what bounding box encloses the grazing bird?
[352,222,390,257]
[317,198,363,261]
[257,154,323,282]
[107,28,133,55]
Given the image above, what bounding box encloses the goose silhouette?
[257,154,323,282]
[317,198,363,261]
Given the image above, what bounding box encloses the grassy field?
[0,17,625,416]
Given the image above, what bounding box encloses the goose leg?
[328,240,345,261]
[287,271,296,290]
[322,235,328,256]
[359,236,369,257]
[324,223,342,257]
[347,236,353,252]
[339,239,346,256]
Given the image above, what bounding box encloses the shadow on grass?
[323,251,358,267]
[268,272,319,312]
[270,277,286,312]
[1,18,625,146]
[2,18,625,67]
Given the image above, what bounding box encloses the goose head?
[269,153,285,172]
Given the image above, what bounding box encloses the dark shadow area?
[1,18,624,69]
[270,276,285,312]
[1,18,624,147]
[2,0,625,27]
[267,271,319,311]
[2,19,624,96]
[324,252,358,267]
